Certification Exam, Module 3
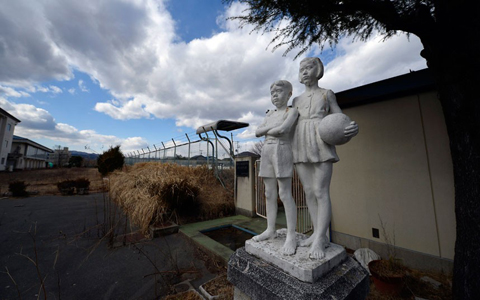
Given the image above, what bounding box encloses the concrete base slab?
[245,229,347,283]
[228,247,369,300]
[150,222,179,238]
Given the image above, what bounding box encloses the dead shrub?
[109,163,234,235]
[57,180,76,195]
[75,178,90,189]
[9,181,29,197]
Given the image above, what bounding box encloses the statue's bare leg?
[295,163,318,247]
[253,178,278,242]
[308,162,332,259]
[278,178,297,255]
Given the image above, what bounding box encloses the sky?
[0,0,426,157]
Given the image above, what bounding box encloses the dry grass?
[108,162,234,235]
[203,274,233,299]
[0,168,104,196]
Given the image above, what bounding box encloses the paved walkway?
[0,194,223,300]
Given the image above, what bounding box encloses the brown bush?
[109,163,234,235]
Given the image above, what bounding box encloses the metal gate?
[255,160,313,234]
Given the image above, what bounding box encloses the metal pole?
[161,142,166,162]
[211,127,218,172]
[185,133,191,166]
[172,139,177,164]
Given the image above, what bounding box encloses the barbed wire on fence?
[124,129,262,170]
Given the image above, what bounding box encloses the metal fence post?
[172,139,177,164]
[185,133,191,166]
[161,142,166,162]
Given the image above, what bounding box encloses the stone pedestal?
[245,229,347,283]
[228,247,369,300]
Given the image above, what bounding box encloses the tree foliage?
[97,146,125,176]
[224,0,437,58]
[68,155,83,168]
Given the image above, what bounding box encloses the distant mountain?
[70,150,99,160]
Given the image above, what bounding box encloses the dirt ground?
[0,168,104,196]
[366,269,452,299]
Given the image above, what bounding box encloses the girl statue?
[292,57,359,259]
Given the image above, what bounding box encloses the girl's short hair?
[270,80,293,95]
[299,57,324,83]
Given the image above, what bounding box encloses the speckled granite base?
[227,247,369,300]
[245,229,347,283]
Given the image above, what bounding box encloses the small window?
[5,140,8,148]
[7,123,12,131]
[1,158,4,164]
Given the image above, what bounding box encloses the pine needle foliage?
[97,145,125,176]
[223,0,435,58]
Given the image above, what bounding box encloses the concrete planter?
[199,274,232,300]
[149,222,179,238]
[163,280,205,300]
[368,260,405,296]
[163,289,205,300]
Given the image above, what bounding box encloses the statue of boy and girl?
[254,57,359,259]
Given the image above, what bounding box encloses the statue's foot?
[308,241,326,259]
[282,235,297,256]
[252,230,276,242]
[298,234,315,247]
[323,236,331,249]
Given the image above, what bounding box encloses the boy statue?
[253,80,299,255]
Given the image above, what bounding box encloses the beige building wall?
[331,91,455,260]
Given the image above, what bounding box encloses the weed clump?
[57,180,76,195]
[75,177,90,189]
[57,178,91,195]
[9,180,29,197]
[109,163,234,235]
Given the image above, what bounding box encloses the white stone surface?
[254,80,299,256]
[291,57,359,260]
[319,113,353,145]
[245,229,347,283]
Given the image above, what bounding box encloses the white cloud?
[49,85,63,94]
[0,97,145,153]
[0,85,30,98]
[78,80,89,92]
[0,0,427,150]
[321,33,426,92]
[25,85,64,94]
[90,1,425,132]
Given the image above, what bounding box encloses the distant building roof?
[13,136,54,153]
[336,68,435,108]
[191,155,207,160]
[0,107,21,123]
[235,151,260,158]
